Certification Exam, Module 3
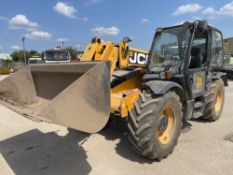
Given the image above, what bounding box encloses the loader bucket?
[0,61,111,133]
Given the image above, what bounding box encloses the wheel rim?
[215,88,222,113]
[157,105,176,145]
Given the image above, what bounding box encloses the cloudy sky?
[1,0,233,53]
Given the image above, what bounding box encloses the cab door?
[188,29,208,98]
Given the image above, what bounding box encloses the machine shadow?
[0,129,91,175]
[0,120,154,175]
[99,119,155,164]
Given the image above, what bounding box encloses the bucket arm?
[81,37,150,118]
[81,37,149,74]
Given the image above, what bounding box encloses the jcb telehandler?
[0,20,227,160]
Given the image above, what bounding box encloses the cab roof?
[160,20,221,34]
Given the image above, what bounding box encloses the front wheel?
[127,91,182,160]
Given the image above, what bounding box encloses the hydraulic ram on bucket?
[0,61,111,133]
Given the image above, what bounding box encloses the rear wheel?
[202,79,225,121]
[127,91,182,160]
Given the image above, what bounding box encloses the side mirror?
[122,37,132,43]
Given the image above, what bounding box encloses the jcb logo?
[129,52,148,65]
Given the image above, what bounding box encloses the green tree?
[11,50,41,62]
[30,50,41,57]
[66,47,78,60]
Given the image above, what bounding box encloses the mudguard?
[212,72,228,86]
[145,80,184,96]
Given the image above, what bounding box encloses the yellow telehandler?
[0,21,227,160]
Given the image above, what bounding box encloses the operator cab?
[145,20,224,99]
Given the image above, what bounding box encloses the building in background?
[224,37,233,55]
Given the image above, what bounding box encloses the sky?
[1,0,233,53]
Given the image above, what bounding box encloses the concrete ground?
[0,74,233,175]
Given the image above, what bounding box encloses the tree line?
[10,47,80,62]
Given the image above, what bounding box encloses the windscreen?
[149,26,191,72]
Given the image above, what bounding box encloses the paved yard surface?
[0,75,233,175]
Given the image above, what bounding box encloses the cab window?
[189,31,207,69]
[210,30,223,66]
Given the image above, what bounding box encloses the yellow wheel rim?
[215,88,222,113]
[157,105,175,145]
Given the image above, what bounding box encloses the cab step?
[193,111,203,119]
[194,101,203,109]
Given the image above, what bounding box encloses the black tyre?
[202,79,225,121]
[127,91,182,160]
